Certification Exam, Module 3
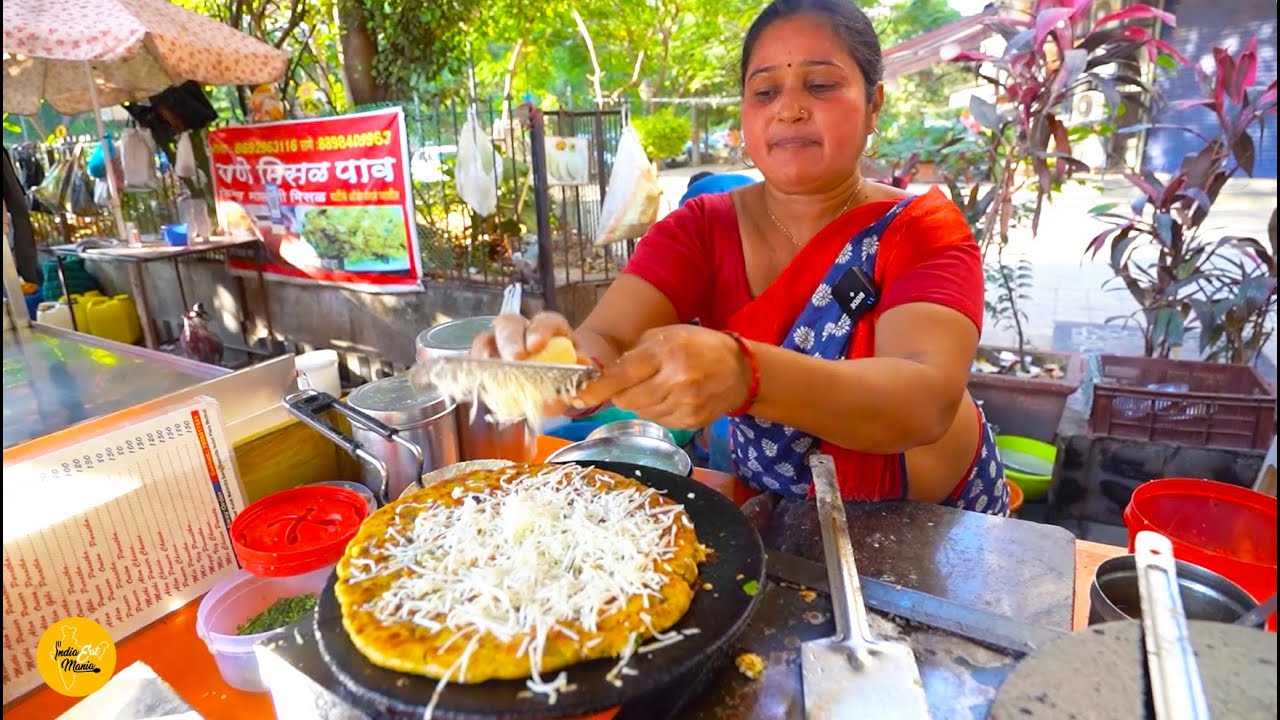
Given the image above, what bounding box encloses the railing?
[402,100,632,292]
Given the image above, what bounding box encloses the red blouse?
[622,185,984,499]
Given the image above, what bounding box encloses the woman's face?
[741,14,882,194]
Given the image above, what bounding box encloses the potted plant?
[946,0,1179,441]
[1088,37,1276,361]
[1084,38,1277,450]
[880,116,971,185]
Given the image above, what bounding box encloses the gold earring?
[863,130,881,158]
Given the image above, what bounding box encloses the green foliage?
[412,148,534,279]
[173,0,350,120]
[161,0,983,126]
[984,256,1034,346]
[632,111,691,161]
[944,0,1177,360]
[357,1,483,101]
[880,114,978,169]
[861,0,960,47]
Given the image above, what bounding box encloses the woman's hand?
[470,312,597,418]
[573,325,751,430]
[470,311,582,361]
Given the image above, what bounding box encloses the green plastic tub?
[995,434,1057,501]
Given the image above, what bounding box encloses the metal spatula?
[802,453,931,720]
[1135,531,1211,720]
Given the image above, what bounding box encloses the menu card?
[1,397,246,704]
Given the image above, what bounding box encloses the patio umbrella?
[2,0,288,239]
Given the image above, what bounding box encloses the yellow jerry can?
[84,295,142,345]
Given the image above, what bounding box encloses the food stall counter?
[2,432,1126,720]
[3,322,226,449]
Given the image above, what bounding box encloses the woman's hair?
[740,0,883,103]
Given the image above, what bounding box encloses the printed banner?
[207,109,421,292]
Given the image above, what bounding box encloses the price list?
[1,398,246,703]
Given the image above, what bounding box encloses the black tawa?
[314,460,767,720]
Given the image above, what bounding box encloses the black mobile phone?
[832,266,879,323]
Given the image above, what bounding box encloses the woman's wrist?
[722,331,760,416]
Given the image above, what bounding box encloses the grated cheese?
[347,464,692,714]
[422,360,586,431]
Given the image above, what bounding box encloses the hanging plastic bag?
[455,106,500,217]
[595,125,662,247]
[174,131,198,180]
[63,147,97,218]
[88,141,107,180]
[31,156,72,213]
[121,127,159,190]
[94,176,111,208]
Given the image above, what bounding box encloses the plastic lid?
[416,316,496,352]
[348,376,448,415]
[231,486,370,577]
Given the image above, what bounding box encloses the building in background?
[1143,0,1277,178]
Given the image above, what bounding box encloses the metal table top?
[2,323,224,450]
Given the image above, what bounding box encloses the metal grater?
[409,355,599,398]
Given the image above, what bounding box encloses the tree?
[861,0,961,47]
[173,0,348,118]
[339,0,485,105]
[456,0,757,107]
[166,0,979,120]
[174,0,485,111]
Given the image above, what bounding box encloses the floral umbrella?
[2,0,288,115]
[2,0,287,240]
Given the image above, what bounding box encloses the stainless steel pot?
[284,379,460,504]
[1089,553,1256,626]
[345,376,460,502]
[415,316,537,463]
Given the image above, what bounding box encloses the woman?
[475,0,1008,515]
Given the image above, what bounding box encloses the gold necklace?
[765,177,866,247]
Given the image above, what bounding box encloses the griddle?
[312,460,767,720]
[989,620,1277,719]
[258,476,1080,718]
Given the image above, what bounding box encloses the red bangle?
[723,331,760,417]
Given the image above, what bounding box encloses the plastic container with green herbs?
[236,593,318,635]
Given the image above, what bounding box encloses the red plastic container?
[1124,478,1277,618]
[230,485,370,577]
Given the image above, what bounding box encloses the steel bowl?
[586,419,675,445]
[1090,553,1256,625]
[547,436,694,477]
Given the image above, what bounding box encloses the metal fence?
[401,99,633,294]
